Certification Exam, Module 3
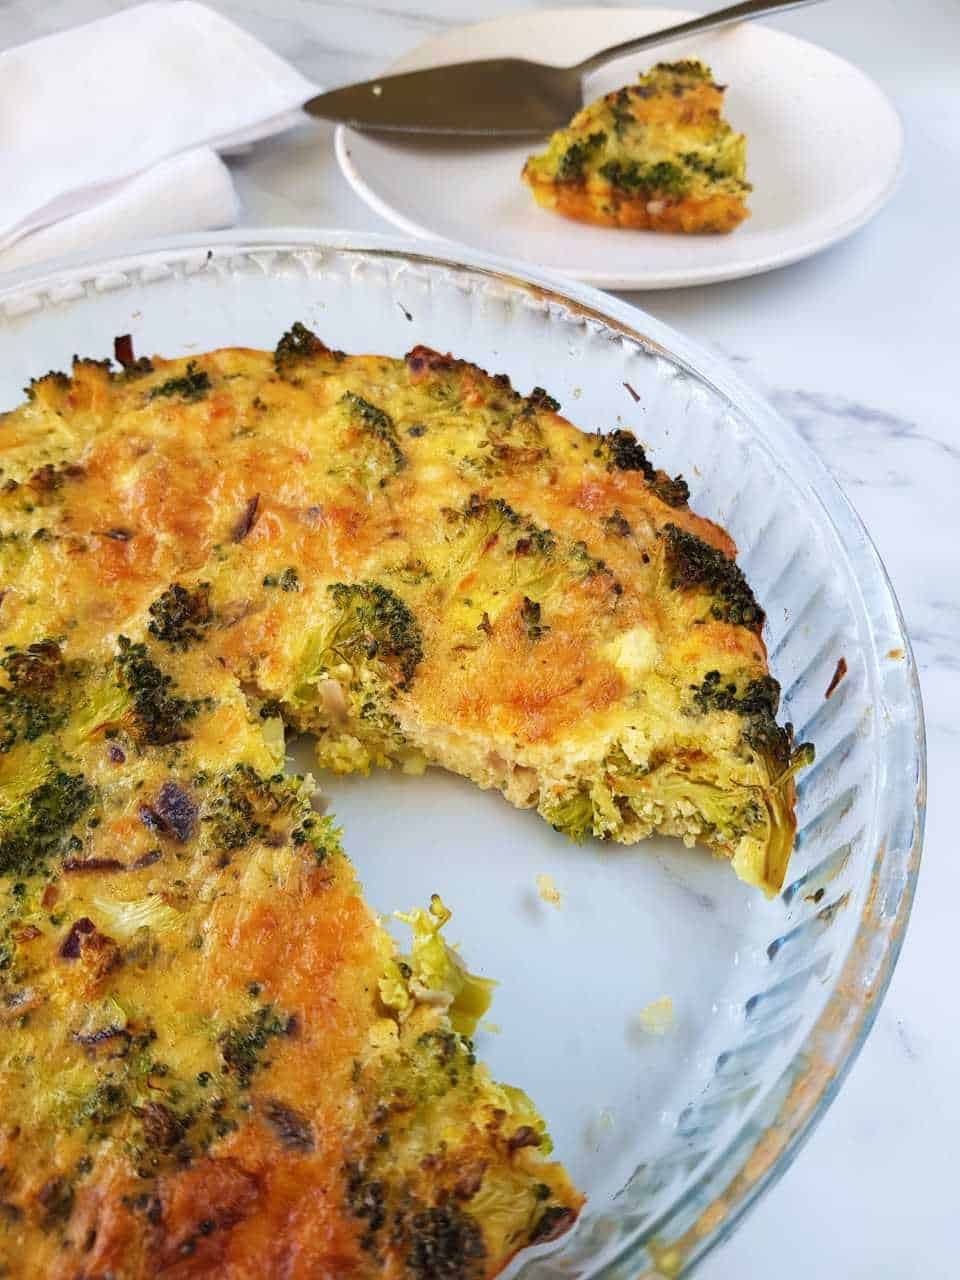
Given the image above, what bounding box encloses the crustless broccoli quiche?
[523,60,751,233]
[0,326,810,1276]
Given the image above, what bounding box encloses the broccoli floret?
[386,896,495,1037]
[115,637,209,746]
[690,670,788,770]
[205,763,292,849]
[219,1003,291,1088]
[651,474,689,508]
[147,583,213,649]
[345,1172,486,1275]
[74,1079,128,1130]
[147,361,210,403]
[689,669,815,782]
[345,1166,387,1248]
[610,87,633,137]
[449,494,618,602]
[204,762,332,854]
[661,524,764,631]
[558,130,606,181]
[0,770,95,878]
[523,386,561,415]
[290,813,341,863]
[405,1206,486,1280]
[529,1205,577,1244]
[263,567,301,592]
[542,790,594,842]
[599,159,690,197]
[618,765,762,846]
[24,371,70,401]
[274,322,340,376]
[326,581,423,689]
[681,151,728,182]
[460,492,519,528]
[569,539,617,588]
[602,509,632,538]
[691,670,780,718]
[653,59,711,79]
[593,430,688,506]
[340,392,406,475]
[599,428,655,475]
[454,495,558,561]
[0,640,83,753]
[520,596,549,641]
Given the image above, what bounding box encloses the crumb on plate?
[636,995,675,1036]
[536,872,561,906]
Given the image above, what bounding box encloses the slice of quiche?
[0,652,579,1276]
[522,60,751,233]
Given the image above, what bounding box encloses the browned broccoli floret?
[218,1002,291,1088]
[24,371,69,400]
[0,640,85,753]
[115,637,209,746]
[520,596,549,641]
[558,130,606,181]
[147,361,210,403]
[688,669,814,776]
[599,159,690,196]
[596,429,688,506]
[147,583,213,649]
[661,523,764,631]
[523,386,561,414]
[340,392,406,475]
[274,321,333,375]
[405,1205,487,1279]
[326,581,423,689]
[0,770,96,879]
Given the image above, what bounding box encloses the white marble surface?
[1,1,957,1275]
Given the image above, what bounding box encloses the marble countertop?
[2,0,956,1275]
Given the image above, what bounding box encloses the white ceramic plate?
[336,7,904,289]
[0,232,922,1275]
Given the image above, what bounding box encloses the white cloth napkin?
[0,1,318,272]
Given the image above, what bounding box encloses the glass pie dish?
[0,231,924,1277]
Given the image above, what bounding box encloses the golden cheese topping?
[523,60,751,233]
[0,328,809,1276]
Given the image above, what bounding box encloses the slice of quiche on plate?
[523,60,751,233]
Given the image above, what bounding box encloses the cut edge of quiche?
[522,60,751,233]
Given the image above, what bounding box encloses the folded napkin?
[0,1,318,272]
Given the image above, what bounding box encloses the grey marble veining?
[1,0,957,1276]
